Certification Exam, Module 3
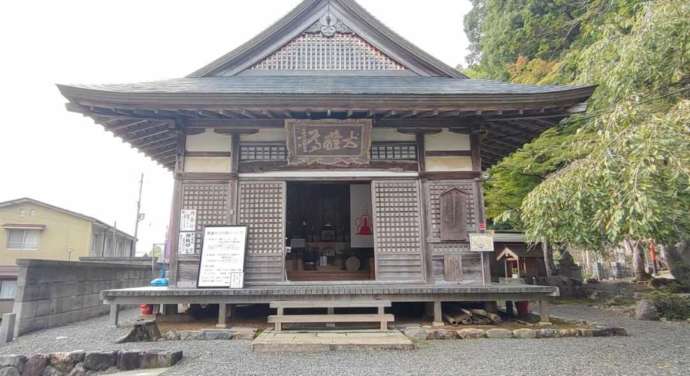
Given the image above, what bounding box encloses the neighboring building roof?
[496,246,544,261]
[493,232,527,243]
[0,198,136,240]
[1,224,46,231]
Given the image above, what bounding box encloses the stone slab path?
[251,330,415,352]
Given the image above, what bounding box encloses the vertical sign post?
[469,232,494,287]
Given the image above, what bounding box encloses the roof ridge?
[188,0,465,78]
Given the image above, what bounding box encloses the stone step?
[251,330,416,352]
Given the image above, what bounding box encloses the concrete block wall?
[13,259,152,336]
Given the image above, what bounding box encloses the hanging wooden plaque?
[285,119,372,165]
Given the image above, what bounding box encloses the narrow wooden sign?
[197,226,248,289]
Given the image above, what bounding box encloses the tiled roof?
[65,76,590,96]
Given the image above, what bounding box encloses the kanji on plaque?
[286,119,372,165]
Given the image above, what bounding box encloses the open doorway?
[285,182,374,281]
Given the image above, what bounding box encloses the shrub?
[647,291,690,321]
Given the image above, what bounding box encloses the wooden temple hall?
[58,0,593,327]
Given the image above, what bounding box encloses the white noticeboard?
[469,233,495,253]
[178,232,196,255]
[180,209,197,232]
[197,226,248,289]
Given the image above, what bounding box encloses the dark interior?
[285,182,374,281]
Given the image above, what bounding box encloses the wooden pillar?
[168,127,186,287]
[415,131,433,283]
[484,301,498,314]
[470,128,491,284]
[378,305,387,331]
[229,133,241,226]
[217,304,228,328]
[505,301,514,316]
[109,304,120,328]
[470,130,482,172]
[538,300,551,324]
[162,304,178,316]
[432,300,443,327]
[326,307,336,328]
[415,132,426,173]
[275,307,284,331]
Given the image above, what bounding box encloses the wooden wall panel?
[175,180,231,287]
[181,182,231,255]
[461,252,484,282]
[176,258,201,288]
[443,254,463,281]
[424,179,487,283]
[425,180,478,243]
[238,181,286,284]
[440,188,469,241]
[372,180,424,281]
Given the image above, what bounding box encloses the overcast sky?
[0,0,471,255]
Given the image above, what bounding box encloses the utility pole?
[133,173,144,256]
[112,221,117,257]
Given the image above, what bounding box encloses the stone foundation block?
[116,351,143,371]
[22,354,48,376]
[83,352,116,371]
[536,328,559,338]
[66,363,87,376]
[201,330,233,340]
[457,328,486,339]
[0,367,20,376]
[513,328,537,338]
[0,355,26,374]
[49,351,84,373]
[402,327,428,340]
[229,327,257,340]
[558,329,579,337]
[427,328,457,340]
[141,350,183,369]
[486,329,513,339]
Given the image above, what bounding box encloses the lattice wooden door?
[371,180,425,281]
[238,181,286,283]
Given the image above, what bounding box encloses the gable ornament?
[306,12,352,37]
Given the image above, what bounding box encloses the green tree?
[467,0,690,284]
[519,0,690,284]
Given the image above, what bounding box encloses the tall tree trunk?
[662,240,690,289]
[625,238,650,281]
[541,238,555,277]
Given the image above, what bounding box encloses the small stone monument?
[116,319,161,343]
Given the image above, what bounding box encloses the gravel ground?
[1,305,689,376]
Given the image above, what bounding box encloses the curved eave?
[57,84,595,171]
[57,84,595,111]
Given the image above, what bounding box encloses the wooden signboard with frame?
[469,233,494,253]
[197,225,248,289]
[285,119,372,165]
